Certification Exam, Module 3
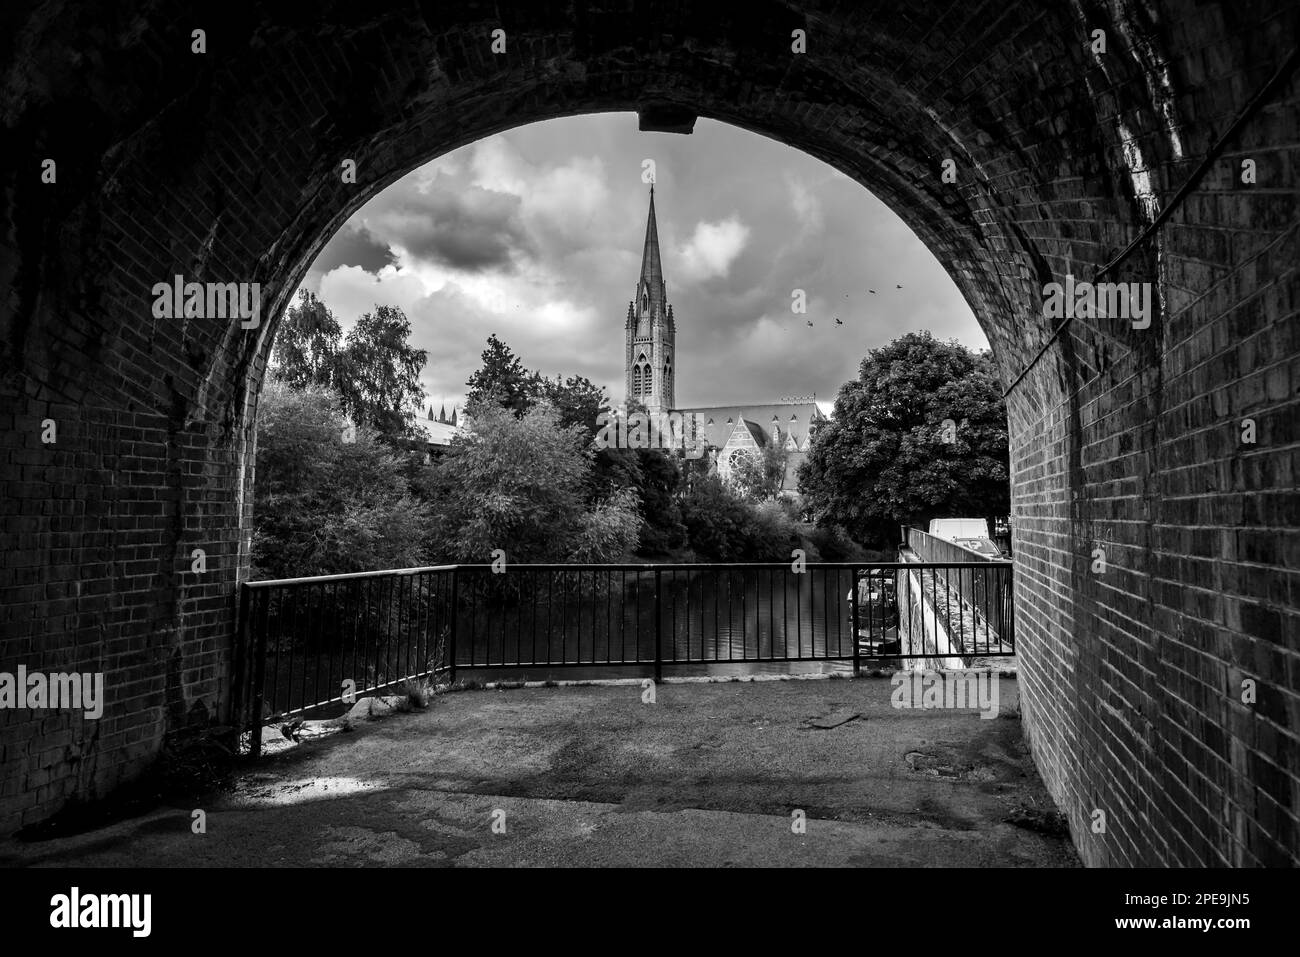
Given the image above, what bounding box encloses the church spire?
[638,185,665,314]
[626,184,675,413]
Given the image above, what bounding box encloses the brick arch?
[2,2,1297,864]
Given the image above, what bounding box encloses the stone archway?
[1,1,1296,864]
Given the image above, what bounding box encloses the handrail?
[237,559,1016,751]
[246,560,1009,589]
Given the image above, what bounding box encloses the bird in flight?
[869,289,876,294]
[834,317,843,325]
[806,320,814,327]
[896,284,903,289]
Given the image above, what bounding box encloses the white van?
[928,518,990,541]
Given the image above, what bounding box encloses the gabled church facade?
[623,188,825,493]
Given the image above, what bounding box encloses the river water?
[454,567,888,678]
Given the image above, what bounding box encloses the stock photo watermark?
[1042,275,1153,329]
[0,667,104,719]
[890,669,1000,720]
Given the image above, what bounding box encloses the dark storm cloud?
[313,223,396,274]
[366,182,532,272]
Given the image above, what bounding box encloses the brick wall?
[0,1,1295,862]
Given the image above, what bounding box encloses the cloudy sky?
[296,113,986,418]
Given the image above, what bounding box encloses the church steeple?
[626,184,675,412]
[638,185,666,315]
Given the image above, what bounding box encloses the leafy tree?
[252,382,434,579]
[629,448,688,556]
[426,399,640,563]
[797,331,1009,546]
[680,474,795,561]
[335,304,428,438]
[464,334,534,417]
[534,372,609,445]
[466,335,611,445]
[801,523,872,562]
[271,290,342,390]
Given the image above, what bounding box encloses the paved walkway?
[1,677,1079,867]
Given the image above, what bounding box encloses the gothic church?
[624,187,825,491]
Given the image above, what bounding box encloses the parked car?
[928,517,991,540]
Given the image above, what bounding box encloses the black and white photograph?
[0,0,1296,936]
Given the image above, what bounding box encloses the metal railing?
[902,528,1015,651]
[235,560,1015,754]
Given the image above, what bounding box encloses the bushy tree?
[252,382,434,578]
[272,290,342,390]
[798,331,1009,546]
[426,399,640,563]
[335,304,428,438]
[534,372,608,445]
[464,334,534,417]
[271,294,428,441]
[628,448,688,556]
[680,474,797,561]
[465,335,611,445]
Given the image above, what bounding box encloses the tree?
[465,335,611,444]
[797,331,1009,546]
[252,382,434,579]
[534,373,609,445]
[271,290,342,390]
[464,334,534,417]
[426,399,641,563]
[680,474,796,561]
[628,448,688,556]
[335,304,428,438]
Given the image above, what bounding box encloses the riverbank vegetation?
[253,299,1005,578]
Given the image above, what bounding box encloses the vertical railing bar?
[796,568,802,661]
[448,568,459,684]
[476,571,485,670]
[276,584,287,715]
[681,569,689,663]
[671,568,678,663]
[852,566,861,676]
[284,583,300,714]
[383,575,395,692]
[741,567,747,661]
[247,587,268,758]
[654,567,663,683]
[312,582,326,710]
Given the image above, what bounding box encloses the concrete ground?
[1,676,1080,867]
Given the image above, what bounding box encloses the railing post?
[233,581,252,756]
[851,566,861,677]
[248,587,268,760]
[654,568,663,684]
[448,567,459,686]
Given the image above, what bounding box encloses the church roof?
[415,418,461,446]
[740,418,770,447]
[677,401,825,451]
